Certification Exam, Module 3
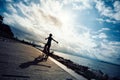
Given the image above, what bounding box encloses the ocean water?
[54,51,120,78]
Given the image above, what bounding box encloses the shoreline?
[49,57,86,80]
[1,37,120,80]
[49,53,108,80]
[36,47,120,80]
[50,53,120,80]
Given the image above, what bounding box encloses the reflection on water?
[54,51,120,78]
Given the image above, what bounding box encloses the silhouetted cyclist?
[43,33,58,54]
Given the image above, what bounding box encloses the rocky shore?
[47,52,120,80]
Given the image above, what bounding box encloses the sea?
[54,51,120,78]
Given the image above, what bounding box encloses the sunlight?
[2,0,120,65]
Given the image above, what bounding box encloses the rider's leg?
[43,44,47,53]
[47,44,51,54]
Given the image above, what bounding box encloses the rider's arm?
[52,38,58,44]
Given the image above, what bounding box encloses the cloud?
[72,0,92,10]
[92,28,110,39]
[113,1,120,21]
[2,0,120,65]
[95,0,120,22]
[3,0,77,44]
[6,4,17,13]
[6,0,12,2]
[92,32,108,39]
[98,33,107,39]
[46,0,93,11]
[96,18,117,24]
[38,10,62,27]
[98,28,110,32]
[94,40,120,65]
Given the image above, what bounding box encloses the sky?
[0,0,120,65]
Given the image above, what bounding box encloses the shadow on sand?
[19,56,51,69]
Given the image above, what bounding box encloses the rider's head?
[49,33,52,37]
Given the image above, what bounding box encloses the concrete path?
[0,38,77,80]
